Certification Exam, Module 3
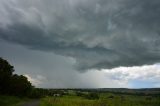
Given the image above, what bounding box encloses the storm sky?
[0,0,160,88]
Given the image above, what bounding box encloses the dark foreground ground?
[22,100,40,106]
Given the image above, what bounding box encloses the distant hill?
[46,88,160,96]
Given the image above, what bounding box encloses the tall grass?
[41,96,99,106]
[40,94,160,106]
[0,95,28,106]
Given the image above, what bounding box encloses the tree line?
[0,57,32,97]
[0,57,68,98]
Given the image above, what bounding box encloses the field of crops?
[40,92,160,106]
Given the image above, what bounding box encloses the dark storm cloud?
[0,0,160,70]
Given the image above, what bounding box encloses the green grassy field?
[40,92,160,106]
[0,95,29,106]
[1,90,160,106]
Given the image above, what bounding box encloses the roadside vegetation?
[40,92,160,106]
[0,95,29,106]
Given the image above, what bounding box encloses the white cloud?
[99,64,160,87]
[24,74,47,87]
[24,64,160,88]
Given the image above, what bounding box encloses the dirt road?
[22,100,40,106]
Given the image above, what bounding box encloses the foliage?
[0,57,14,94]
[28,88,48,98]
[40,92,160,106]
[76,91,86,97]
[85,92,99,100]
[76,91,99,100]
[0,95,28,106]
[0,57,32,97]
[40,96,99,106]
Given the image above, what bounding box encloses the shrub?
[85,92,99,100]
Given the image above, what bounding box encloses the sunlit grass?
[40,93,160,106]
[41,96,98,106]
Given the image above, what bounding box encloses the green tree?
[0,57,14,94]
[0,57,32,96]
[9,74,32,96]
[85,92,99,100]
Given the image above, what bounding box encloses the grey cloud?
[1,40,122,88]
[1,0,160,70]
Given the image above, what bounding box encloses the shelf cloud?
[1,0,160,71]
